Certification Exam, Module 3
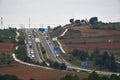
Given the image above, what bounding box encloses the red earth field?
[0,62,68,80]
[0,42,14,51]
[61,26,120,52]
[68,25,120,36]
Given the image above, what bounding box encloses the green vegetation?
[0,74,21,80]
[61,71,120,80]
[0,53,13,65]
[69,18,88,26]
[69,48,120,72]
[60,74,79,80]
[47,59,67,70]
[51,25,63,37]
[0,74,37,80]
[0,28,16,43]
[61,29,81,39]
[86,71,120,80]
[89,17,120,30]
[39,43,46,54]
[70,49,89,61]
[64,48,119,72]
[89,48,118,72]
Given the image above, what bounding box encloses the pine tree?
[87,71,99,80]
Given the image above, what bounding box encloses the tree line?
[47,59,67,70]
[0,27,16,43]
[61,71,120,80]
[0,74,37,80]
[69,17,119,30]
[70,48,119,72]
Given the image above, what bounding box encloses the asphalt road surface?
[25,29,43,64]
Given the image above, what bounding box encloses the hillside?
[59,25,120,52]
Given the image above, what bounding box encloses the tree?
[110,74,119,80]
[0,74,21,80]
[109,54,117,72]
[61,74,73,80]
[94,47,100,54]
[53,62,59,69]
[69,18,74,24]
[60,74,79,80]
[72,74,79,80]
[47,26,51,32]
[81,19,86,24]
[71,49,79,57]
[89,17,98,25]
[95,55,103,65]
[100,76,109,80]
[80,51,89,61]
[90,48,100,61]
[0,38,3,42]
[74,20,81,26]
[87,71,99,80]
[59,63,67,70]
[102,51,110,66]
[29,78,36,80]
[0,53,13,65]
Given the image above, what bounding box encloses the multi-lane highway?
[36,30,63,63]
[25,29,43,64]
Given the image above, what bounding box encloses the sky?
[0,0,120,28]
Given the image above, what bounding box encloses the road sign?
[38,28,45,33]
[81,62,88,67]
[54,46,60,51]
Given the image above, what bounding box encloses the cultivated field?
[60,25,120,52]
[0,42,14,51]
[0,62,88,80]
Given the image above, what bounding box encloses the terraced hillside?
[59,25,120,52]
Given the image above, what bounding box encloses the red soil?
[68,26,120,36]
[61,26,120,52]
[0,42,14,51]
[0,63,68,80]
[61,36,120,43]
[66,43,120,51]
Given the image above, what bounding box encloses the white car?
[31,54,35,58]
[30,49,34,54]
[56,54,59,58]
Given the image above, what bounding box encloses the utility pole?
[29,17,31,28]
[1,17,3,29]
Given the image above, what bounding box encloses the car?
[31,51,34,54]
[56,54,59,58]
[30,49,34,54]
[28,35,31,37]
[31,54,35,58]
[28,41,32,44]
[46,37,49,40]
[29,45,32,48]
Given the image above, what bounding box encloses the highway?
[25,29,43,64]
[24,28,120,76]
[36,30,63,63]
